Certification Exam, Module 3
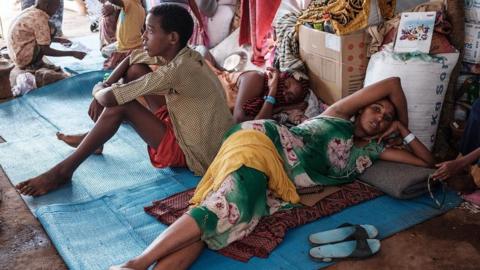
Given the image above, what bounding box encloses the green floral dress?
[188,116,384,250]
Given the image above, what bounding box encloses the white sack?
[364,46,459,150]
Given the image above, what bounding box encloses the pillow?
[358,160,435,199]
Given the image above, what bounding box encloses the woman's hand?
[432,159,468,181]
[377,120,406,144]
[266,67,279,97]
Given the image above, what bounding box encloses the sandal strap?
[350,238,374,258]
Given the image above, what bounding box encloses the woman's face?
[357,99,396,136]
[284,77,305,104]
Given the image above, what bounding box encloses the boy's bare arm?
[39,45,86,59]
[104,57,131,86]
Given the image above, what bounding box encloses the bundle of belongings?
[270,0,462,199]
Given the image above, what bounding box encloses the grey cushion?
[358,160,435,199]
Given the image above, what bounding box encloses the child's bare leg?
[111,215,202,270]
[153,241,204,270]
[16,99,167,196]
[56,64,153,154]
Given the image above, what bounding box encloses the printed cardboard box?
[298,25,368,105]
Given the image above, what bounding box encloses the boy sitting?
[16,4,233,196]
[100,0,146,69]
[7,0,86,71]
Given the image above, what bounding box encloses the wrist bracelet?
[263,95,276,105]
[403,133,416,145]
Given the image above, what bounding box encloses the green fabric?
[225,117,384,187]
[190,117,384,249]
[188,166,269,250]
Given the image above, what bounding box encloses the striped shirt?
[110,47,234,175]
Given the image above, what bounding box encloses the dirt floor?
[1,2,480,270]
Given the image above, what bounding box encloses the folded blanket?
[358,160,435,199]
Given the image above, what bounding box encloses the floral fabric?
[188,116,383,249]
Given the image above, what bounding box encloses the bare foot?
[56,132,103,155]
[15,167,72,196]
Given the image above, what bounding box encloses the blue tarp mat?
[47,35,105,74]
[0,72,462,269]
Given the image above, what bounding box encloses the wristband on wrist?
[403,133,416,145]
[263,95,276,105]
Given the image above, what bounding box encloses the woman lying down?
[111,77,434,270]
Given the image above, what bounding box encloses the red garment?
[239,0,281,66]
[148,106,187,168]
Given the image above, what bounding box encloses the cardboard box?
[299,25,368,105]
[464,22,480,64]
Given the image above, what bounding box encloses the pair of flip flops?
[309,223,381,262]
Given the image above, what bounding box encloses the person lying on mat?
[221,67,310,125]
[205,60,310,124]
[110,77,434,270]
[7,0,86,71]
[15,4,233,196]
[432,98,480,193]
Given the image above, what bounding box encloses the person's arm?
[323,77,408,126]
[52,37,72,46]
[432,147,480,180]
[38,45,86,59]
[378,121,435,167]
[104,56,132,86]
[232,71,265,123]
[93,60,175,107]
[254,68,279,121]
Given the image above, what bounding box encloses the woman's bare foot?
[56,132,103,155]
[15,166,72,196]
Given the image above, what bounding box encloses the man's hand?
[72,51,87,60]
[432,159,468,181]
[88,99,105,122]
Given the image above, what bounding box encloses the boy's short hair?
[149,4,194,48]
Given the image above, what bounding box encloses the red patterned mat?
[144,181,383,262]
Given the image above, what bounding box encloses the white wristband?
[403,133,416,145]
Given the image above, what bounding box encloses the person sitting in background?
[433,98,480,193]
[98,1,121,49]
[7,0,86,71]
[110,77,434,270]
[206,60,310,124]
[21,0,64,37]
[100,0,146,69]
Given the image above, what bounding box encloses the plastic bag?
[11,72,37,96]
